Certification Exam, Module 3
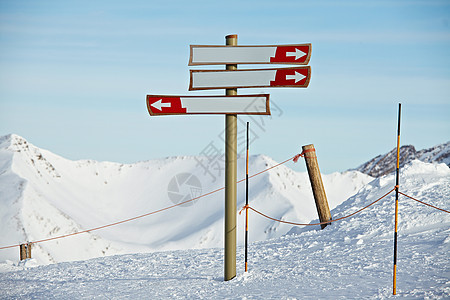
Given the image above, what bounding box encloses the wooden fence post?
[19,243,31,260]
[27,243,31,259]
[302,144,332,229]
[20,244,26,261]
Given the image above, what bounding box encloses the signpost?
[146,94,270,115]
[189,44,311,65]
[145,34,312,282]
[224,34,238,282]
[189,67,311,90]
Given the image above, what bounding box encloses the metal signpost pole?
[224,34,237,281]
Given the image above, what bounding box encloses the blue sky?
[1,0,449,173]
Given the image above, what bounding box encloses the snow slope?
[1,160,448,299]
[0,134,373,264]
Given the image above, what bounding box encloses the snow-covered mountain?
[0,134,373,265]
[354,141,450,177]
[1,158,449,298]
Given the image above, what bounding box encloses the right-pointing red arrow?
[270,67,310,87]
[270,45,311,64]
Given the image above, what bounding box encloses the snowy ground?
[1,160,449,299]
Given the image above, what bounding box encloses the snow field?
[0,158,449,298]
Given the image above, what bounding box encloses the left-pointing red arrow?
[151,99,171,111]
[146,94,270,116]
[147,96,187,115]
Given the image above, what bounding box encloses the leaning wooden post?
[302,144,332,229]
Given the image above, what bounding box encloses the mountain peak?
[0,134,31,152]
[355,141,450,177]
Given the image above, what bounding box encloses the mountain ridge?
[353,141,450,177]
[0,134,373,264]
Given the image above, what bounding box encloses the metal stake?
[393,103,401,295]
[245,121,249,272]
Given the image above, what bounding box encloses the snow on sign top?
[189,44,312,65]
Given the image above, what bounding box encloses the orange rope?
[245,187,396,226]
[239,204,249,215]
[399,191,449,213]
[0,153,301,250]
[293,148,316,163]
[0,185,228,250]
[32,185,227,245]
[0,244,19,250]
[240,155,298,183]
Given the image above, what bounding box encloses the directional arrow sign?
[189,44,311,65]
[189,67,311,90]
[146,94,270,116]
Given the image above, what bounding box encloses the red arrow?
[270,45,311,64]
[270,67,310,87]
[146,94,271,116]
[190,43,311,65]
[147,97,187,115]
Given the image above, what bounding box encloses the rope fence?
[240,188,449,227]
[398,191,450,214]
[240,187,397,226]
[0,153,300,251]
